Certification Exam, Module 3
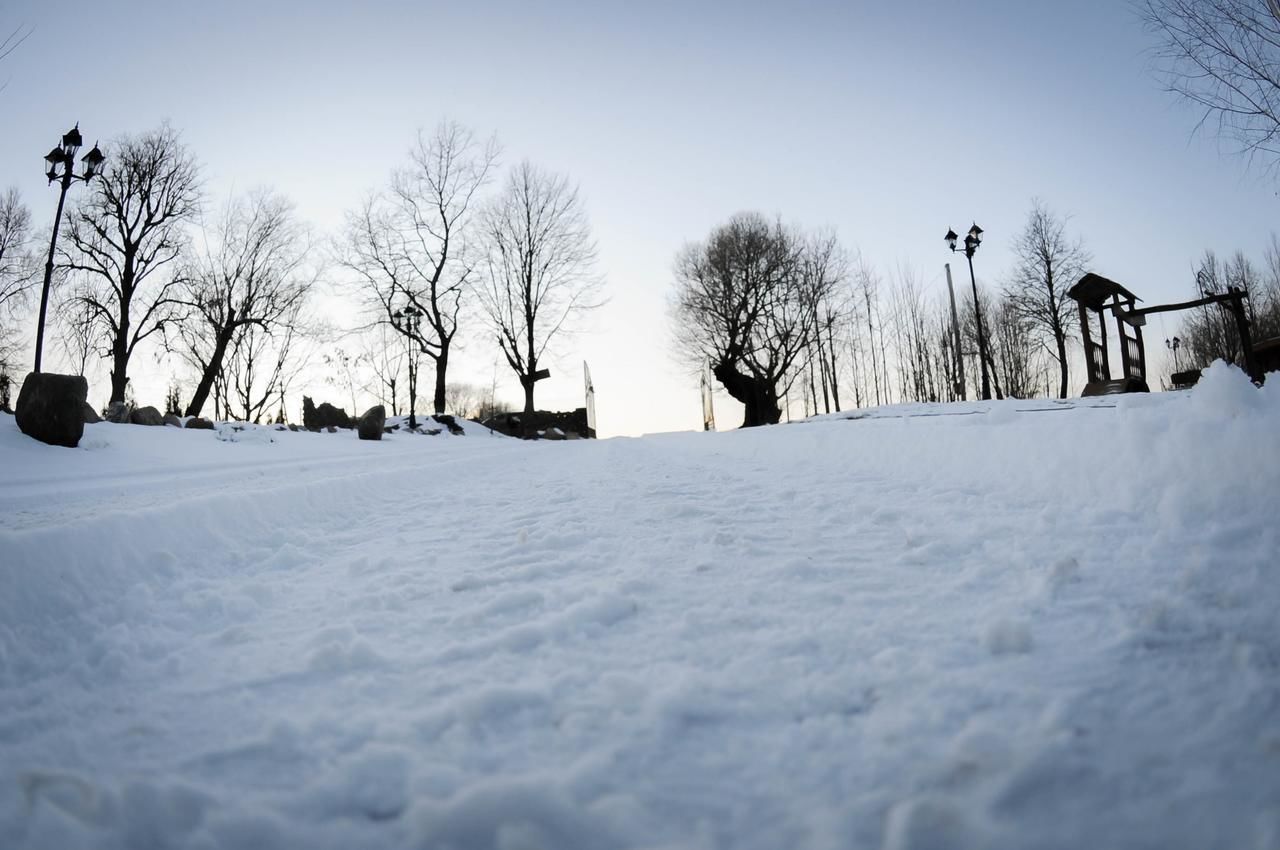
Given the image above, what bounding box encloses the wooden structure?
[1068,273,1150,395]
[1254,336,1280,376]
[1068,272,1265,395]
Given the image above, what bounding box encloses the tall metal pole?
[33,169,74,373]
[407,312,418,430]
[966,250,992,401]
[944,263,966,401]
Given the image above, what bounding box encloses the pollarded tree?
[340,122,499,415]
[60,125,200,404]
[1005,200,1089,398]
[478,160,602,414]
[672,213,832,427]
[175,189,312,417]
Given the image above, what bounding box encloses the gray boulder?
[185,417,215,430]
[15,372,89,448]
[82,402,102,424]
[130,406,164,426]
[163,414,183,428]
[105,401,132,423]
[357,405,386,441]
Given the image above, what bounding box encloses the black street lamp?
[1166,335,1182,374]
[945,223,992,401]
[391,303,423,429]
[34,124,104,373]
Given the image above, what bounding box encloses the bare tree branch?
[1139,0,1280,170]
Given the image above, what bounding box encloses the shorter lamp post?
[391,304,423,429]
[1166,335,1182,374]
[945,223,992,401]
[35,124,104,373]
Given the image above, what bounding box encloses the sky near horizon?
[1,0,1276,435]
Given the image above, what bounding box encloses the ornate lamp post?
[34,124,104,372]
[945,223,992,401]
[391,303,423,429]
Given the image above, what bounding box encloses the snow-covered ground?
[2,362,1278,850]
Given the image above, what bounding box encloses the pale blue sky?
[1,1,1275,434]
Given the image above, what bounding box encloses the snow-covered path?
[2,365,1279,850]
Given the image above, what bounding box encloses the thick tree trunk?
[521,374,535,414]
[109,354,129,404]
[109,330,129,404]
[185,324,236,417]
[433,349,449,415]
[110,269,135,405]
[713,360,781,427]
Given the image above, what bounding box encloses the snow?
[1,364,1278,850]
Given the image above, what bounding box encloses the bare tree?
[443,381,485,418]
[1139,0,1280,167]
[1005,200,1090,398]
[0,188,34,313]
[359,324,405,416]
[340,122,499,415]
[60,125,200,404]
[672,213,833,426]
[957,286,1009,400]
[174,190,312,417]
[478,160,602,414]
[322,346,365,415]
[850,259,892,407]
[988,295,1045,399]
[889,266,944,404]
[1176,247,1280,368]
[55,295,97,377]
[216,310,306,424]
[798,230,850,413]
[1258,234,1280,335]
[0,188,35,376]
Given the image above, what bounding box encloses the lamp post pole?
[34,125,104,373]
[392,303,423,430]
[1166,335,1181,374]
[945,224,991,401]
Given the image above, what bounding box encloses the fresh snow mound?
[1,367,1277,849]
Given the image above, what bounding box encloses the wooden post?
[1229,287,1261,383]
[1078,302,1097,383]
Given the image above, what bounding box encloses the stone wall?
[483,408,594,440]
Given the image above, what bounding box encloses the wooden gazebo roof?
[1068,273,1142,310]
